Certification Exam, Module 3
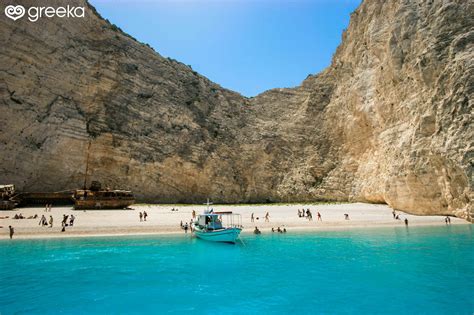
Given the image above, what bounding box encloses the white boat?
[193,200,242,244]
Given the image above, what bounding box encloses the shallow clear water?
[1,225,473,314]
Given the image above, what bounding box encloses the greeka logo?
[4,5,25,21]
[4,4,85,22]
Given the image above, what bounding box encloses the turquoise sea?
[1,225,473,314]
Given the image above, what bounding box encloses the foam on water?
[1,225,473,314]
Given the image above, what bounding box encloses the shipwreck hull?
[14,192,74,206]
[74,199,135,210]
[0,200,16,210]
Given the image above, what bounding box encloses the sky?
[89,0,361,97]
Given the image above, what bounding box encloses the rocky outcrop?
[323,0,473,219]
[0,0,472,219]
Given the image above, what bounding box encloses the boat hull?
[0,200,16,210]
[194,228,242,243]
[14,192,74,206]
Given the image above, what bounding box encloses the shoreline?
[0,202,469,240]
[0,221,469,241]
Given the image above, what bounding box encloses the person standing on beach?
[404,218,409,226]
[9,226,14,239]
[139,212,143,222]
[265,212,270,222]
[251,213,254,222]
[39,215,46,226]
[392,210,396,219]
[69,215,75,227]
[317,212,322,221]
[49,216,53,228]
[192,210,196,219]
[62,215,69,227]
[143,211,148,221]
[184,222,188,233]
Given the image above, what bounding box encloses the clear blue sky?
[89,0,361,97]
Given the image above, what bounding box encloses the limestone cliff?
[0,0,472,219]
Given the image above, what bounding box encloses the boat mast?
[204,198,213,212]
[83,140,91,190]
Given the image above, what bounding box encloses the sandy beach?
[0,202,468,240]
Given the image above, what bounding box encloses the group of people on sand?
[180,210,198,233]
[180,220,192,233]
[392,210,409,226]
[139,211,148,222]
[61,214,75,232]
[298,209,323,221]
[250,212,270,223]
[38,214,54,227]
[8,213,75,238]
[44,204,53,212]
[13,213,38,220]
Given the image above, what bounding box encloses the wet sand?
[0,202,467,240]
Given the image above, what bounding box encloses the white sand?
[0,202,467,240]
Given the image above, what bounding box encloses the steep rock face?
[0,0,250,203]
[0,0,472,219]
[323,0,473,218]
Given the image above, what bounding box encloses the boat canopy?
[197,214,223,230]
[196,212,242,230]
